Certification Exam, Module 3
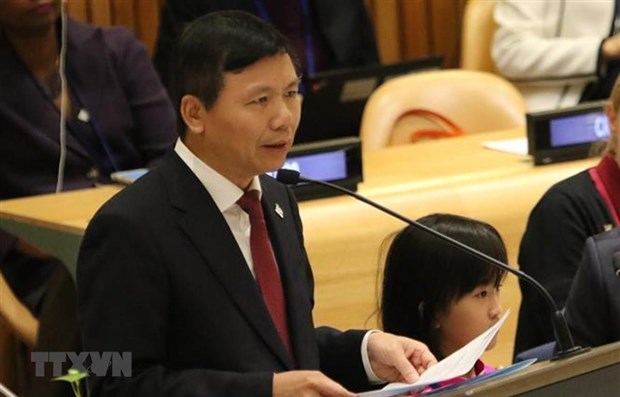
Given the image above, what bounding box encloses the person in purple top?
[0,0,176,395]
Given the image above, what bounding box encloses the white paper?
[483,138,528,155]
[357,309,511,397]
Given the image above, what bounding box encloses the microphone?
[277,168,588,360]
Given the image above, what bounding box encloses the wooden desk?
[0,186,122,274]
[0,129,598,367]
[437,341,620,396]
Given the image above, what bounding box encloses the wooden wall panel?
[66,0,469,67]
[401,0,432,60]
[135,0,162,56]
[109,0,135,29]
[429,0,465,68]
[65,0,88,22]
[369,0,467,68]
[66,0,161,55]
[90,0,112,26]
[369,0,402,64]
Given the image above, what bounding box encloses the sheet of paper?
[483,137,528,155]
[357,309,511,397]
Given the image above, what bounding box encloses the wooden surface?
[0,129,597,367]
[438,341,620,396]
[66,0,164,56]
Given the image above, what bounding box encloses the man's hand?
[273,370,356,397]
[367,332,437,384]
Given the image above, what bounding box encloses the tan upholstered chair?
[461,0,496,72]
[359,69,526,150]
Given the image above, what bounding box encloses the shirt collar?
[174,139,262,212]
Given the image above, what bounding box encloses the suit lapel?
[0,27,90,161]
[261,177,317,368]
[65,19,110,143]
[63,20,106,160]
[160,154,294,368]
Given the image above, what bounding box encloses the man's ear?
[180,95,207,136]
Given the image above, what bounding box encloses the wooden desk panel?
[0,129,597,367]
[0,186,121,235]
[438,342,620,396]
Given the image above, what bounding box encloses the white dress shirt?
[175,138,261,276]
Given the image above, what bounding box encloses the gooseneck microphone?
[276,169,588,360]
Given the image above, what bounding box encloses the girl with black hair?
[379,213,508,392]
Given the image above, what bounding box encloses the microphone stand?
[277,169,589,360]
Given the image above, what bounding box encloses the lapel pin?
[274,203,284,219]
[77,108,90,123]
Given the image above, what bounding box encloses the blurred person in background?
[0,0,176,394]
[515,75,620,358]
[564,227,620,348]
[493,0,620,112]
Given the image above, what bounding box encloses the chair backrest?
[461,0,496,72]
[360,69,526,150]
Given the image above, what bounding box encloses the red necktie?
[237,190,292,357]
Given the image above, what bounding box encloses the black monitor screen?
[296,56,443,144]
[526,100,609,164]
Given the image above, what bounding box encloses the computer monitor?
[295,56,444,144]
[527,101,610,165]
[269,137,363,201]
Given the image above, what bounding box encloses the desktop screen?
[268,150,348,183]
[550,112,610,148]
[282,151,347,181]
[296,56,443,144]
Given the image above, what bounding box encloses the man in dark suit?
[78,11,435,396]
[564,228,620,347]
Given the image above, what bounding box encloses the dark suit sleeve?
[314,0,379,67]
[105,27,177,166]
[281,185,371,392]
[78,211,272,397]
[152,0,256,94]
[516,189,595,352]
[153,0,189,93]
[153,0,211,94]
[565,236,609,347]
[316,327,370,392]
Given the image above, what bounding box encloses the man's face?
[189,53,301,189]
